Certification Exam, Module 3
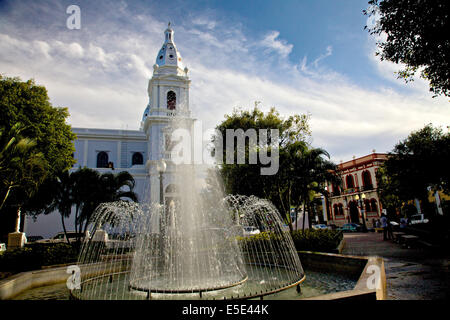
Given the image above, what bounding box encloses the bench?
[400,235,419,248]
[392,232,406,243]
[374,228,383,233]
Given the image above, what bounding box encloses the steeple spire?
[156,23,183,69]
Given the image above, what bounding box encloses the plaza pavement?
[342,232,450,300]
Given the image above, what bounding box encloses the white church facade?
[26,24,196,238]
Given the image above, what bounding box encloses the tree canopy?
[377,124,450,212]
[0,122,46,212]
[364,0,450,97]
[0,76,76,218]
[212,106,339,230]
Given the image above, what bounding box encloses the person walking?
[386,215,394,240]
[400,216,408,229]
[381,214,388,240]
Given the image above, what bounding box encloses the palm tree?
[70,168,101,237]
[73,169,138,236]
[271,141,308,232]
[292,146,340,230]
[98,171,138,203]
[23,172,74,244]
[47,172,74,244]
[0,123,46,232]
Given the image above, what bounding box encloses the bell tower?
[141,23,195,204]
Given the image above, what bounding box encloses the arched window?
[362,171,372,190]
[97,151,109,168]
[364,199,371,212]
[370,199,378,213]
[332,183,340,196]
[346,175,354,189]
[167,91,176,110]
[132,152,143,165]
[338,203,344,215]
[333,204,339,217]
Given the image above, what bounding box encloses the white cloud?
[260,31,293,58]
[192,17,216,30]
[33,40,51,59]
[313,45,332,67]
[52,41,84,59]
[0,0,449,165]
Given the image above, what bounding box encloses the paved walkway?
[342,232,450,300]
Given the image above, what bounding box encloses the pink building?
[325,153,388,227]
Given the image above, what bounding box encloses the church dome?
[155,23,183,69]
[142,103,150,122]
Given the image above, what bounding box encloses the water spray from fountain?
[71,125,304,300]
[70,24,304,300]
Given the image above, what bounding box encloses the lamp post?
[156,159,167,205]
[156,159,166,268]
[354,191,367,232]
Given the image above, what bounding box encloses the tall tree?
[0,122,46,212]
[364,0,450,97]
[290,146,341,229]
[27,168,139,244]
[212,105,339,231]
[377,124,450,212]
[0,75,76,236]
[213,106,311,229]
[24,171,74,244]
[73,169,139,236]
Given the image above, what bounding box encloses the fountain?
[2,24,380,301]
[68,24,305,297]
[70,162,305,300]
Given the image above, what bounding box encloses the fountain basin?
[1,251,386,300]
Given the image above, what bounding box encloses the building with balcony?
[325,153,388,227]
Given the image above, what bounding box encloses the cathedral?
[26,24,196,237]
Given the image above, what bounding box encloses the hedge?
[238,229,343,253]
[0,243,78,273]
[291,229,343,252]
[0,230,343,274]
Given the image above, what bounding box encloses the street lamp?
[344,198,349,223]
[156,159,167,205]
[354,192,367,232]
[156,159,166,267]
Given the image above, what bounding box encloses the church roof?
[155,23,184,69]
[142,104,150,122]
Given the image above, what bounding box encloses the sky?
[1,0,449,164]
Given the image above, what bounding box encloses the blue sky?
[1,0,449,164]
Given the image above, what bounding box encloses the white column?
[118,140,122,168]
[83,140,88,166]
[321,196,327,222]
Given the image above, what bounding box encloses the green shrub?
[0,243,78,273]
[237,229,343,253]
[291,229,343,252]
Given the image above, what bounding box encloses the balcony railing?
[330,185,375,197]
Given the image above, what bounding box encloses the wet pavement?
[342,232,450,300]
